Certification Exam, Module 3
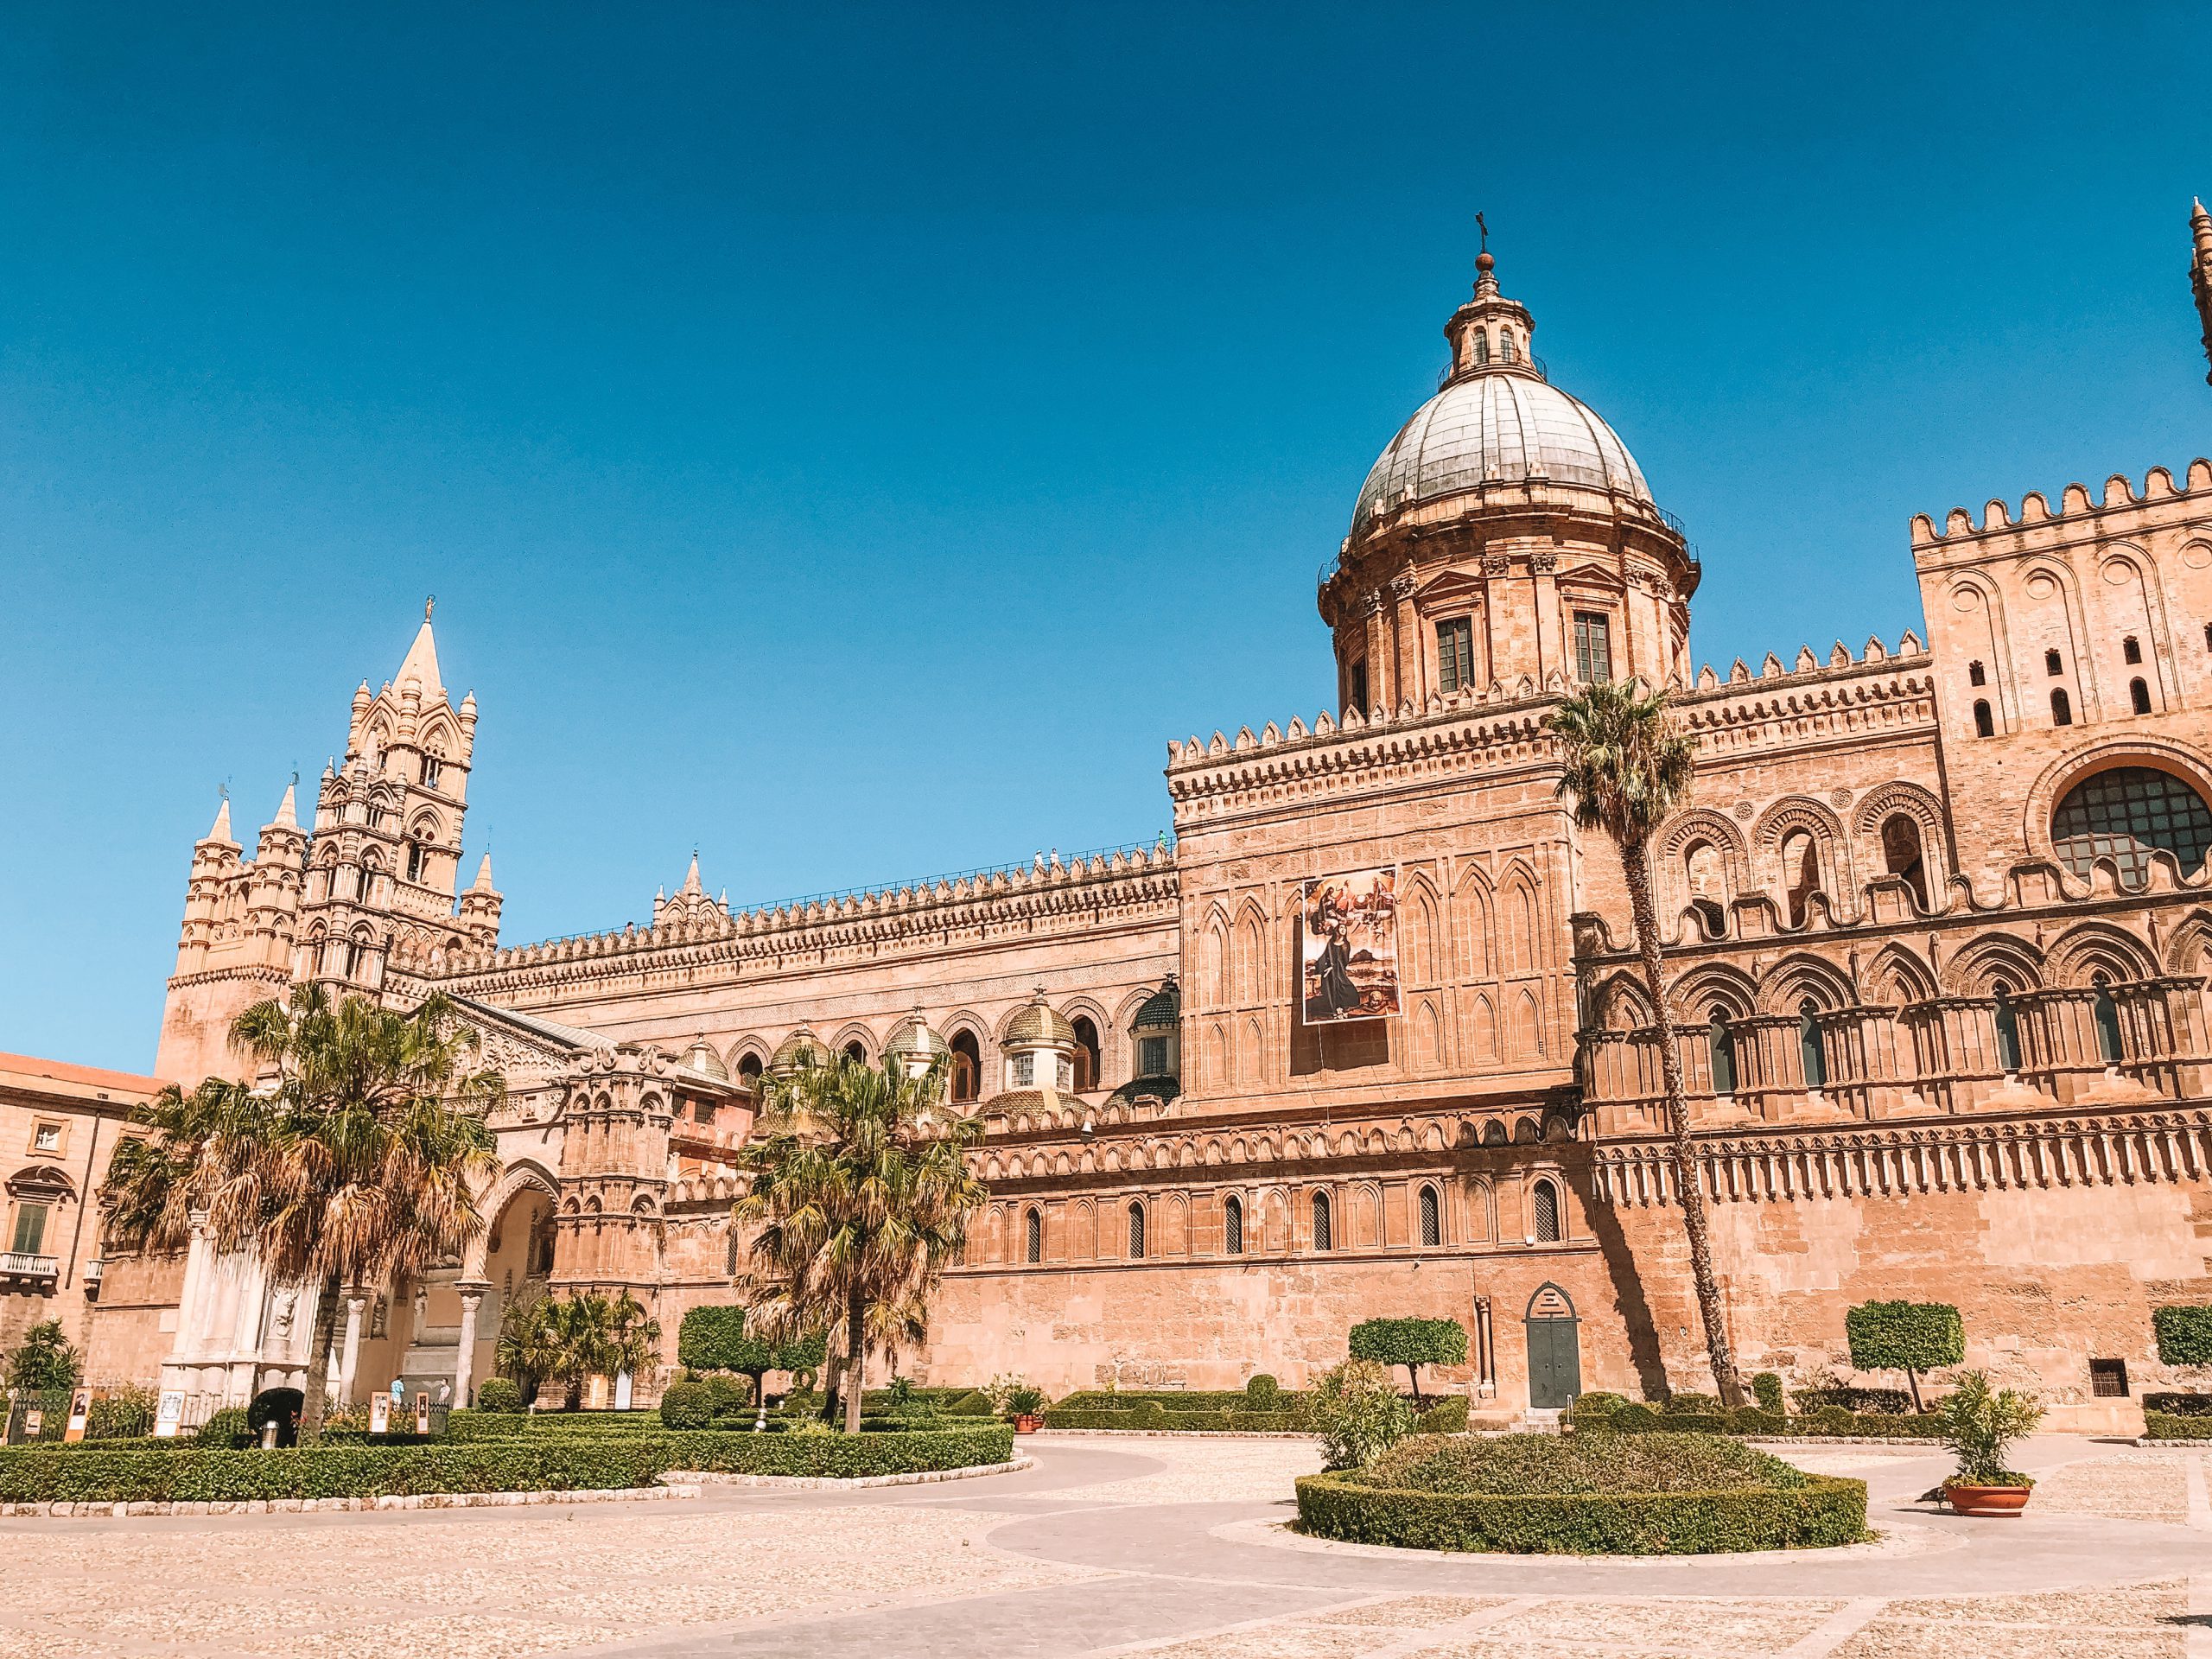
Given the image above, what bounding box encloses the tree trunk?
[842,1293,866,1435]
[1905,1368,1923,1412]
[1407,1363,1424,1408]
[297,1274,343,1443]
[1621,837,1745,1408]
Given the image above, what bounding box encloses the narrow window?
[1224,1194,1243,1255]
[1782,830,1819,928]
[1708,1012,1737,1096]
[1968,660,1986,686]
[1499,332,1518,365]
[1435,618,1475,695]
[1348,658,1370,715]
[1138,1035,1169,1077]
[843,1040,867,1066]
[1071,1017,1100,1092]
[1531,1179,1562,1243]
[404,840,425,882]
[2131,677,2152,715]
[2202,623,2211,652]
[344,938,367,979]
[1127,1201,1146,1259]
[2089,1357,2129,1398]
[1973,700,1995,738]
[423,755,443,789]
[1010,1052,1035,1089]
[2123,636,2142,664]
[1798,1000,1827,1089]
[1573,613,1613,683]
[2045,649,2063,676]
[1993,984,2022,1074]
[32,1122,61,1154]
[1471,331,1490,365]
[725,1229,740,1276]
[10,1201,50,1255]
[2050,689,2072,727]
[1310,1191,1332,1251]
[2092,975,2124,1065]
[949,1032,980,1103]
[1418,1185,1440,1248]
[1025,1208,1042,1265]
[1880,814,1930,910]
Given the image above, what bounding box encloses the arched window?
[1531,1179,1562,1243]
[2052,766,2212,887]
[1127,1200,1146,1260]
[1071,1016,1100,1092]
[1471,331,1490,365]
[1690,899,1726,939]
[1880,814,1929,910]
[1781,830,1819,928]
[2049,689,2072,727]
[725,1228,740,1276]
[1224,1194,1244,1255]
[842,1040,867,1066]
[1968,660,1986,686]
[1993,983,2022,1075]
[1973,700,1995,738]
[2203,623,2211,652]
[2131,677,2153,715]
[1798,1000,1826,1089]
[1310,1191,1332,1251]
[1418,1185,1440,1248]
[2124,636,2143,664]
[423,752,444,789]
[1498,332,1518,364]
[1708,1011,1737,1096]
[2091,975,2124,1065]
[736,1053,763,1093]
[343,935,369,979]
[404,839,424,882]
[2045,649,2063,676]
[1024,1207,1042,1265]
[949,1031,981,1103]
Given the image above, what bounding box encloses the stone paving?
[0,1436,2204,1658]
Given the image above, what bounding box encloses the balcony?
[1,1252,59,1284]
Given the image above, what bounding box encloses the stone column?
[338,1293,367,1405]
[453,1281,488,1406]
[170,1211,213,1361]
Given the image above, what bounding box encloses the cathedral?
[51,209,2212,1431]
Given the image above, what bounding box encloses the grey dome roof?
[1351,371,1650,538]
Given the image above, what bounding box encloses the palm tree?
[494,1287,662,1409]
[734,1052,987,1433]
[1549,679,1745,1408]
[100,985,504,1440]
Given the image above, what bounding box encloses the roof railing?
[1438,353,1548,390]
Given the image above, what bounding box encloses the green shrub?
[658,1381,715,1430]
[1417,1396,1470,1434]
[2143,1393,2212,1417]
[940,1389,994,1416]
[1937,1370,2042,1488]
[1751,1373,1784,1413]
[1053,1390,1263,1411]
[473,1378,523,1413]
[1845,1301,1963,1410]
[2153,1305,2212,1367]
[1793,1384,1914,1415]
[1662,1392,1721,1416]
[86,1386,156,1441]
[1808,1406,1858,1436]
[2145,1411,2212,1440]
[1568,1391,1627,1423]
[1348,1318,1470,1402]
[197,1408,251,1448]
[1611,1402,1660,1430]
[1727,1408,1785,1435]
[704,1374,752,1417]
[3,1321,82,1392]
[1245,1374,1281,1409]
[1297,1431,1866,1554]
[247,1389,303,1446]
[1311,1358,1418,1470]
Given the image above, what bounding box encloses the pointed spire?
[472,853,495,891]
[393,607,444,699]
[681,851,702,895]
[1443,224,1538,383]
[205,795,234,844]
[271,781,298,830]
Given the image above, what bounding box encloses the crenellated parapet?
[1909,459,2212,556]
[428,839,1179,999]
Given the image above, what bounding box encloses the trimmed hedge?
[2145,1411,2212,1440]
[444,1409,664,1441]
[2143,1393,2212,1417]
[1417,1396,1470,1434]
[1296,1469,1867,1554]
[1586,1401,1942,1440]
[0,1422,1014,1503]
[1042,1406,1310,1432]
[1052,1390,1274,1411]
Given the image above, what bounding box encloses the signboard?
[613,1370,632,1412]
[414,1393,430,1435]
[22,1408,43,1439]
[368,1393,391,1435]
[65,1387,92,1442]
[1299,865,1402,1023]
[154,1390,184,1439]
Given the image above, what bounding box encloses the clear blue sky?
[6,4,2211,1071]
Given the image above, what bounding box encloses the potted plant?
[1007,1384,1047,1433]
[1937,1370,2044,1516]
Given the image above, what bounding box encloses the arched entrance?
[1523,1281,1581,1409]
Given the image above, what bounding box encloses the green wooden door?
[1525,1317,1582,1409]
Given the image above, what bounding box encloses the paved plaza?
[1,1436,2208,1658]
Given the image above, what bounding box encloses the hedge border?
[1294,1468,1869,1555]
[2143,1411,2212,1441]
[1,1484,699,1518]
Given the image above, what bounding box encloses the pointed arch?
[1468,992,1498,1060]
[1759,952,1855,1016]
[2044,921,2160,988]
[1401,874,1440,986]
[1943,933,2046,995]
[1865,942,1938,1006]
[1499,862,1542,974]
[1668,962,1759,1023]
[1233,899,1268,1007]
[1412,998,1443,1070]
[1201,906,1231,1007]
[1507,986,1541,1058]
[1452,866,1495,981]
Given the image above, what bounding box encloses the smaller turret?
[2191,198,2212,387]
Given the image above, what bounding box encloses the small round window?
[2052,766,2212,887]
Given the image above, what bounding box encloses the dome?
[1131,982,1180,1031]
[1351,370,1651,539]
[1002,990,1077,1049]
[884,1008,950,1063]
[680,1040,729,1082]
[768,1027,828,1075]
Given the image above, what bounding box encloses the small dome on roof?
[1002,988,1077,1048]
[1132,981,1180,1031]
[681,1040,729,1081]
[884,1007,950,1063]
[768,1027,828,1075]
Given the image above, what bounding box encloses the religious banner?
[65,1387,92,1442]
[1299,865,1402,1023]
[368,1392,391,1435]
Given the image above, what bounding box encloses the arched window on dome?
[1471,330,1490,365]
[1498,331,1518,365]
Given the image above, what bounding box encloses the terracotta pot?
[1014,1414,1044,1434]
[1944,1482,2032,1516]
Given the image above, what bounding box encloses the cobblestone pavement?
[0,1437,2205,1658]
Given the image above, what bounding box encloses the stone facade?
[62,212,2212,1431]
